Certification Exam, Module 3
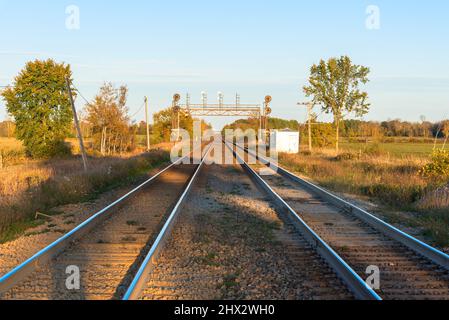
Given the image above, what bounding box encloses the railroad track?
[232,141,449,300]
[0,146,211,300]
[124,140,355,300]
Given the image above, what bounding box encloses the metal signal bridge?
[171,93,272,134]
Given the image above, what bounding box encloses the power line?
[314,108,327,121]
[71,83,146,120]
[130,101,146,119]
[71,84,91,106]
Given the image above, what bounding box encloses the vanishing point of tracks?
[1,140,448,300]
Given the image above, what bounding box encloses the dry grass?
[0,137,26,167]
[0,137,24,150]
[279,150,449,246]
[418,186,449,210]
[280,151,429,207]
[0,145,171,243]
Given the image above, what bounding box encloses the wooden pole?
[66,78,88,172]
[298,102,315,153]
[307,103,313,152]
[145,96,150,152]
[177,111,180,142]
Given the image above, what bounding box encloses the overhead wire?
[71,83,146,121]
[72,84,92,106]
[129,101,146,119]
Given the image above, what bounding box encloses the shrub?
[364,143,383,156]
[0,149,26,168]
[47,141,72,158]
[335,152,360,161]
[419,150,449,179]
[300,123,335,148]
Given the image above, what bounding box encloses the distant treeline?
[223,118,300,133]
[344,119,449,139]
[3,117,449,141]
[223,117,449,137]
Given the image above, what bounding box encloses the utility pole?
[66,78,88,172]
[172,94,181,142]
[144,96,150,152]
[297,102,316,152]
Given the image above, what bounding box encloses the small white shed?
[270,129,300,154]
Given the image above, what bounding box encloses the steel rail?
[224,141,381,301]
[0,151,197,295]
[123,144,213,300]
[235,142,449,270]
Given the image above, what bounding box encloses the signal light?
[265,95,272,104]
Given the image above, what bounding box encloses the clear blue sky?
[1,0,448,129]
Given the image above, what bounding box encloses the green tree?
[86,83,136,155]
[222,118,259,134]
[303,56,370,152]
[1,59,73,158]
[222,117,300,135]
[152,107,196,143]
[299,122,335,148]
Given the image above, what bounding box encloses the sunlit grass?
[340,140,448,158]
[0,137,24,151]
[279,147,449,246]
[0,147,171,243]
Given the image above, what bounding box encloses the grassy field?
[279,143,449,247]
[0,139,171,243]
[340,141,448,158]
[0,137,23,151]
[0,137,26,168]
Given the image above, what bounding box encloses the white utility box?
[269,129,300,154]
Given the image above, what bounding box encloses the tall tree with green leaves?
[152,107,196,143]
[86,83,135,155]
[1,59,74,158]
[303,56,370,152]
